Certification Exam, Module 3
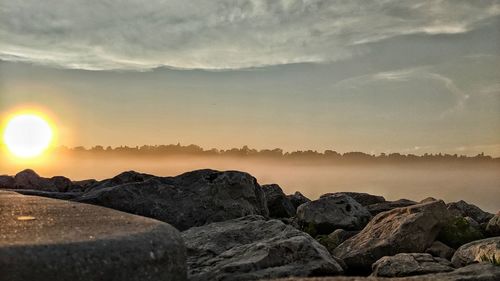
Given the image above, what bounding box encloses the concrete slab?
[0,191,186,281]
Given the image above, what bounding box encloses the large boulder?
[6,169,79,192]
[271,263,500,280]
[333,200,452,273]
[296,194,371,236]
[287,191,311,209]
[181,215,343,281]
[262,184,296,218]
[371,253,454,277]
[451,237,500,267]
[485,212,500,237]
[84,171,154,191]
[366,199,416,216]
[437,216,484,248]
[320,192,385,206]
[425,241,455,260]
[447,200,494,224]
[76,169,269,231]
[0,190,186,281]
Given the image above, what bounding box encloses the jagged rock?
[366,199,416,216]
[420,197,438,203]
[287,191,311,209]
[320,192,385,206]
[72,179,98,190]
[272,262,500,280]
[451,237,500,267]
[6,169,79,192]
[333,200,452,273]
[76,169,269,231]
[296,194,371,236]
[182,215,343,281]
[85,171,154,191]
[0,175,15,188]
[316,229,359,253]
[426,241,455,260]
[437,216,484,248]
[371,253,454,277]
[485,212,500,237]
[262,184,296,218]
[447,200,494,223]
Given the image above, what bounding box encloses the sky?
[1,0,500,156]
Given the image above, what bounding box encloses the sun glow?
[2,114,54,159]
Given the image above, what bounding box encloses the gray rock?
[271,262,500,280]
[447,200,494,224]
[437,216,484,249]
[451,237,500,267]
[333,200,452,273]
[426,241,455,260]
[11,189,83,200]
[485,212,500,237]
[371,253,454,277]
[85,170,154,191]
[287,191,311,209]
[0,190,186,281]
[76,169,269,231]
[366,199,417,216]
[182,215,343,281]
[297,194,372,236]
[320,192,386,206]
[263,184,296,218]
[0,175,15,188]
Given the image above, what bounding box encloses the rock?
[366,199,417,216]
[447,200,494,224]
[371,253,454,277]
[262,184,296,218]
[85,171,154,191]
[485,212,500,237]
[271,262,500,280]
[296,194,371,236]
[0,175,15,188]
[320,192,385,206]
[316,229,359,253]
[437,216,484,248]
[12,189,83,200]
[182,215,343,281]
[333,200,452,273]
[420,197,438,203]
[76,169,269,231]
[287,191,311,209]
[10,169,80,192]
[426,241,455,260]
[0,190,187,281]
[72,179,98,191]
[451,237,500,267]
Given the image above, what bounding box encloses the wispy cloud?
[1,0,499,70]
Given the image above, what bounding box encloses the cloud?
[1,0,499,70]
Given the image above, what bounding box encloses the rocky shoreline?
[1,169,499,280]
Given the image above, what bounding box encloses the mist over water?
[2,155,499,212]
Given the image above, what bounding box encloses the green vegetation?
[438,217,484,248]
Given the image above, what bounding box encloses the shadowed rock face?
[0,169,80,192]
[75,169,269,231]
[297,194,372,236]
[262,184,296,218]
[85,171,154,192]
[425,241,455,260]
[365,199,417,216]
[486,212,500,236]
[333,200,452,273]
[287,191,311,209]
[451,237,500,267]
[0,191,187,281]
[446,200,494,224]
[371,253,454,277]
[320,192,386,206]
[182,215,343,281]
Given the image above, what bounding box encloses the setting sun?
[3,114,54,159]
